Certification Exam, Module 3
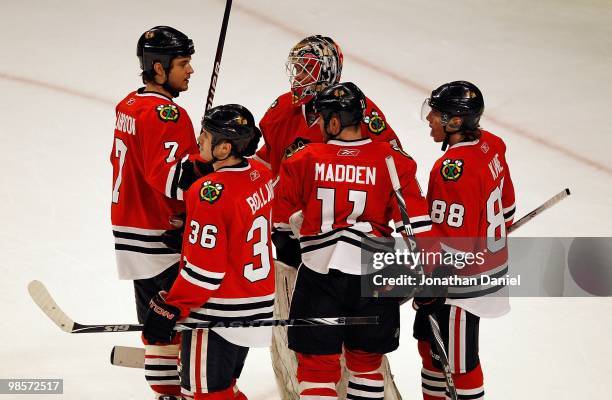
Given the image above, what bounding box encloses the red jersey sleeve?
[500,148,516,228]
[389,149,432,237]
[139,104,198,201]
[362,98,401,147]
[274,148,308,229]
[253,142,272,170]
[165,187,230,318]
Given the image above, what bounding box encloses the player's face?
[167,56,194,92]
[426,109,447,143]
[288,56,321,89]
[198,129,213,161]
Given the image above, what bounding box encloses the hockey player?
[142,104,275,400]
[111,26,198,398]
[276,82,432,400]
[255,34,400,266]
[415,81,516,400]
[253,34,402,399]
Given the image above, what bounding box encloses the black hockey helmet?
[314,82,366,131]
[423,81,484,131]
[137,26,194,77]
[201,104,261,158]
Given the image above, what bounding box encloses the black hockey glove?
[412,265,454,315]
[161,215,185,252]
[143,292,181,345]
[177,157,214,191]
[271,229,301,268]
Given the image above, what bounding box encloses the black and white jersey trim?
[180,259,225,291]
[184,294,275,323]
[113,226,178,255]
[300,227,395,255]
[165,154,188,201]
[503,203,516,223]
[394,214,432,234]
[446,262,509,298]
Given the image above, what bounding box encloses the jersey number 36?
[188,216,272,282]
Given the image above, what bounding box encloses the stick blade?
[28,280,75,333]
[111,346,145,369]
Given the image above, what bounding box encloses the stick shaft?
[205,0,233,112]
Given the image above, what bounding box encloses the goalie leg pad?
[271,261,300,399]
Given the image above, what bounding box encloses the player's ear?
[219,141,232,157]
[331,115,342,135]
[153,61,167,84]
[447,116,463,131]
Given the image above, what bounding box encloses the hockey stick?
[110,346,145,369]
[205,0,232,112]
[28,280,376,334]
[385,156,458,400]
[109,188,572,368]
[507,188,570,234]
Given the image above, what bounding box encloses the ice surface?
[1,0,611,398]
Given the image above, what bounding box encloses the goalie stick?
[384,156,458,400]
[109,188,572,368]
[28,280,377,333]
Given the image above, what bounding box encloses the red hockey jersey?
[165,160,275,347]
[276,138,432,275]
[253,91,401,229]
[427,130,516,316]
[111,89,198,280]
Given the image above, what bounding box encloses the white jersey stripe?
[459,308,466,373]
[207,293,275,305]
[180,269,221,290]
[112,225,166,235]
[448,305,456,373]
[184,259,226,279]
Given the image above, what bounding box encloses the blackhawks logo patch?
[440,159,464,181]
[156,104,180,122]
[363,111,386,135]
[199,180,224,204]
